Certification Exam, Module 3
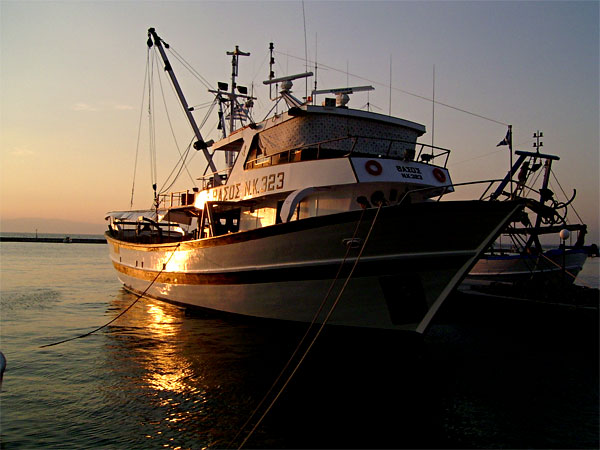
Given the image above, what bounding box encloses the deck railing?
[158,189,198,208]
[244,135,451,170]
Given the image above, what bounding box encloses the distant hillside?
[0,217,106,235]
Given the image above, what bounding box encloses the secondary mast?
[208,46,255,169]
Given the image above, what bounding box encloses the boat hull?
[467,248,588,284]
[106,201,521,333]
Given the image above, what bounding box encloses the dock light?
[560,229,570,241]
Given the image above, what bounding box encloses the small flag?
[497,128,512,148]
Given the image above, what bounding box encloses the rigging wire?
[449,139,530,168]
[40,243,182,348]
[148,54,158,207]
[159,140,193,195]
[250,51,270,85]
[150,47,220,194]
[551,170,584,224]
[148,50,158,197]
[302,0,309,99]
[188,100,218,110]
[153,47,197,188]
[261,97,285,122]
[274,50,508,126]
[167,45,215,91]
[519,162,543,199]
[229,207,367,448]
[130,49,151,209]
[160,99,219,190]
[237,203,383,449]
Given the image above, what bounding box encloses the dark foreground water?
[1,238,598,448]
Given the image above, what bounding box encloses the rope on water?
[39,242,182,348]
[236,204,383,449]
[228,208,367,448]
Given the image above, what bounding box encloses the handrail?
[158,189,198,208]
[399,178,509,203]
[244,135,452,170]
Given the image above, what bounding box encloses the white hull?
[107,201,520,333]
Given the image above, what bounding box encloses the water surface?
[1,240,598,448]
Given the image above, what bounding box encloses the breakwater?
[0,236,106,244]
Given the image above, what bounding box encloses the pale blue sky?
[1,0,598,240]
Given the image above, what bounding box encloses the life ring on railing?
[365,160,383,176]
[432,167,446,183]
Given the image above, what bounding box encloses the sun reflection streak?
[141,302,203,397]
[164,249,192,273]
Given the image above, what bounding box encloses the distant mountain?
[0,217,106,235]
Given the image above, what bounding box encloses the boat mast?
[147,28,221,186]
[226,46,250,167]
[526,131,552,250]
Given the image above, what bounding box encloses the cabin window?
[213,208,241,235]
[239,204,279,230]
[276,201,284,224]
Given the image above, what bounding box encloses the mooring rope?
[236,203,383,449]
[40,242,182,348]
[229,208,367,448]
[536,249,593,289]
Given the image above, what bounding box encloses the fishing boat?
[105,28,521,333]
[467,134,589,285]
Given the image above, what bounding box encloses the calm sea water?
[1,237,598,448]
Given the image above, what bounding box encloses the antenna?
[388,55,392,116]
[313,85,374,108]
[432,64,435,155]
[312,85,374,95]
[264,72,314,109]
[361,90,381,112]
[226,46,250,133]
[264,72,314,85]
[302,0,308,99]
[313,33,318,105]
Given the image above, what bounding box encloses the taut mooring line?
[236,204,383,449]
[40,242,181,348]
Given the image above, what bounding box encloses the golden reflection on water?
[114,298,211,448]
[141,302,201,397]
[106,293,246,448]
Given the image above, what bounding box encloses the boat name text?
[209,172,285,201]
[396,165,423,180]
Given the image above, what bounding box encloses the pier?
[0,237,106,244]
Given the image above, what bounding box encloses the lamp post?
[559,228,570,284]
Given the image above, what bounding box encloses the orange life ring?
[432,167,446,183]
[365,160,383,176]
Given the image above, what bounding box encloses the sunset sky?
[1,1,598,241]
